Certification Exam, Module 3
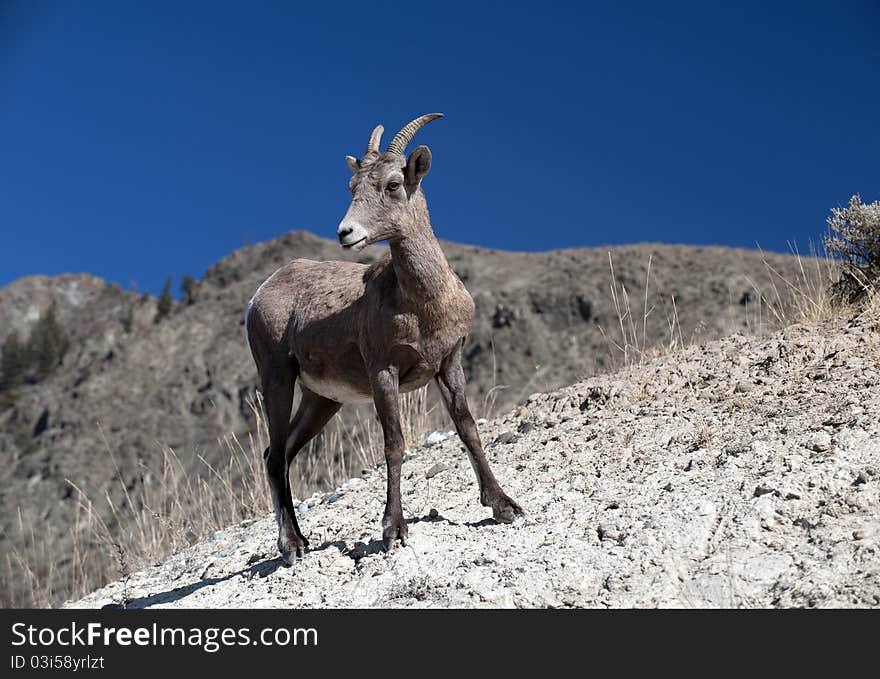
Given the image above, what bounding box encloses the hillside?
[70,310,880,608]
[0,231,812,605]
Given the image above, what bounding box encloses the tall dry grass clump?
[597,195,879,374]
[746,241,838,328]
[599,243,840,372]
[754,195,880,324]
[599,252,686,369]
[4,389,441,608]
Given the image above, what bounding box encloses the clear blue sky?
[1,1,878,295]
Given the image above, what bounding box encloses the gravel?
[69,312,880,609]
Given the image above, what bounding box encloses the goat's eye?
[386,182,400,192]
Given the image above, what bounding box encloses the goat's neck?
[389,201,456,312]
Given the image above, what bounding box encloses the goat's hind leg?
[283,387,342,547]
[261,362,304,565]
[435,343,523,523]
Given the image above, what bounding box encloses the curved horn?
[364,124,384,160]
[385,113,444,156]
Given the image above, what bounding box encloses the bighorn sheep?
[245,113,522,562]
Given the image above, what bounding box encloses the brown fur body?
[248,234,473,403]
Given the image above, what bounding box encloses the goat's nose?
[337,225,353,242]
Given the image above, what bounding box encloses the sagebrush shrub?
[824,194,880,304]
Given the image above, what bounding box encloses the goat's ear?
[405,145,432,186]
[345,155,359,174]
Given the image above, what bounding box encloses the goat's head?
[337,113,443,250]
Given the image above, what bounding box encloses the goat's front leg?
[370,366,408,551]
[436,342,523,523]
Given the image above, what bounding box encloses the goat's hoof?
[491,494,524,524]
[381,515,408,552]
[279,551,295,567]
[381,535,407,552]
[278,536,307,565]
[279,545,305,567]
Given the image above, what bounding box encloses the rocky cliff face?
[0,231,809,605]
[70,311,880,608]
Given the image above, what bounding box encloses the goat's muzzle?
[337,220,369,250]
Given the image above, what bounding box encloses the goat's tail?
[243,294,257,350]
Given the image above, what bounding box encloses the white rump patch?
[243,273,275,348]
[243,295,256,347]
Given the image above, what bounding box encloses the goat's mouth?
[341,237,367,250]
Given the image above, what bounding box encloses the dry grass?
[745,241,839,328]
[747,240,880,328]
[598,252,686,369]
[4,389,441,608]
[598,241,856,374]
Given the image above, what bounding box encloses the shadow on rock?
[102,557,288,609]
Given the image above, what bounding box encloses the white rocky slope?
[70,312,880,608]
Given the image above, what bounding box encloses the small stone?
[429,508,439,519]
[517,421,535,434]
[696,501,716,516]
[426,462,448,480]
[753,484,775,498]
[580,386,610,410]
[493,431,517,445]
[297,502,309,514]
[853,529,865,540]
[424,430,448,447]
[808,431,832,452]
[734,381,753,394]
[662,482,673,492]
[853,471,869,486]
[722,442,748,457]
